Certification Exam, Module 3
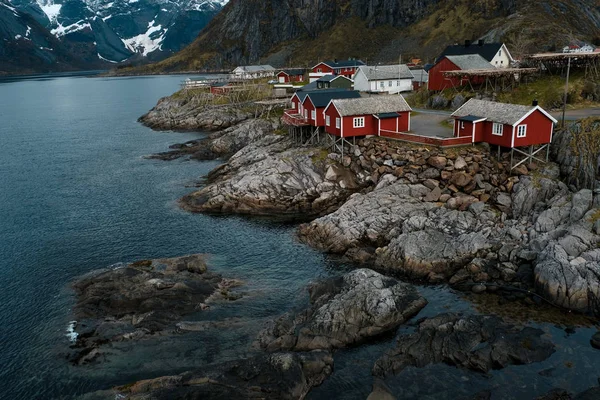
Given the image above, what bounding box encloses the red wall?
[428,58,460,91]
[474,121,484,142]
[428,57,485,91]
[303,98,319,126]
[378,112,411,134]
[513,110,554,147]
[482,122,513,147]
[454,120,473,137]
[291,96,301,113]
[342,115,377,137]
[324,106,342,136]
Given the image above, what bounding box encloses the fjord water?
[0,75,599,400]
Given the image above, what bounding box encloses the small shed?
[210,82,234,95]
[277,69,305,83]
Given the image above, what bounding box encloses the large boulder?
[257,269,427,352]
[84,351,333,400]
[373,313,555,376]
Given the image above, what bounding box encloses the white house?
[230,65,276,80]
[353,65,414,93]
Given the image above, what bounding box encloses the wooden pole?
[561,56,571,128]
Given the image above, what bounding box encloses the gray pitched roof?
[331,95,412,116]
[410,69,428,82]
[279,68,305,76]
[358,65,414,80]
[452,99,538,125]
[445,55,494,70]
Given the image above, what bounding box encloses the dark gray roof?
[358,65,414,80]
[304,90,361,108]
[317,74,337,82]
[438,42,505,63]
[294,88,349,100]
[445,55,494,70]
[376,112,400,119]
[320,59,366,68]
[331,95,412,116]
[456,115,486,122]
[452,99,556,125]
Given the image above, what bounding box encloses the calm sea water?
[0,75,599,400]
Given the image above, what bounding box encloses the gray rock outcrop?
[257,269,427,352]
[84,351,333,400]
[69,255,241,365]
[373,313,556,376]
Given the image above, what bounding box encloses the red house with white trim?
[276,69,305,83]
[451,99,557,147]
[302,90,361,127]
[428,54,493,91]
[309,59,365,82]
[323,96,412,138]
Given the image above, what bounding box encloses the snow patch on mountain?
[51,20,90,37]
[37,1,62,23]
[122,19,166,57]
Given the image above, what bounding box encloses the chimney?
[334,58,338,63]
[532,99,538,107]
[465,40,471,47]
[478,39,484,46]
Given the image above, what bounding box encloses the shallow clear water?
[0,75,599,400]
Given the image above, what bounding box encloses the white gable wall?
[490,44,513,68]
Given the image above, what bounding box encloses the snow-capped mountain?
[3,0,226,68]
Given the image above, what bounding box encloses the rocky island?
[73,89,600,399]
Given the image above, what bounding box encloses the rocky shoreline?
[73,92,600,398]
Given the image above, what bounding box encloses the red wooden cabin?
[451,99,557,147]
[210,83,234,95]
[277,69,305,83]
[309,59,365,82]
[323,96,412,138]
[428,55,493,91]
[302,90,361,127]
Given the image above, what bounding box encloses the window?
[499,49,502,56]
[326,115,330,126]
[492,123,503,136]
[336,118,341,129]
[388,81,392,87]
[311,110,316,120]
[460,121,464,129]
[380,81,385,88]
[517,125,527,138]
[353,117,365,128]
[317,68,322,73]
[304,110,308,119]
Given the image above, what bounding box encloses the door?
[279,76,285,83]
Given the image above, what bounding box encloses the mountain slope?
[144,0,600,73]
[0,0,91,74]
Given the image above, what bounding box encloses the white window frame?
[317,68,322,73]
[353,117,365,128]
[517,124,527,138]
[311,110,316,120]
[336,118,341,129]
[304,110,308,119]
[388,80,392,87]
[492,122,503,136]
[326,115,330,126]
[460,121,464,129]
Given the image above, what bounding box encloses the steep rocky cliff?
[145,0,600,72]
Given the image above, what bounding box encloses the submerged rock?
[257,269,427,352]
[69,254,240,364]
[84,351,333,400]
[373,313,555,376]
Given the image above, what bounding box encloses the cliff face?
[146,0,600,73]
